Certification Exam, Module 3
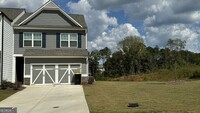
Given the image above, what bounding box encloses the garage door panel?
[45,71,55,83]
[32,70,41,81]
[33,65,43,70]
[58,65,68,83]
[45,65,55,84]
[32,65,43,84]
[58,70,68,83]
[59,65,68,69]
[71,64,81,73]
[34,74,43,84]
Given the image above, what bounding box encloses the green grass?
[83,81,200,113]
[0,88,18,101]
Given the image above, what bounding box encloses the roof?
[18,1,84,28]
[0,8,24,21]
[15,13,32,24]
[0,1,87,28]
[15,13,87,28]
[24,49,88,57]
[69,14,87,28]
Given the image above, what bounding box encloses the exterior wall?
[0,14,3,85]
[14,30,86,54]
[2,17,14,82]
[24,58,87,76]
[26,10,75,26]
[0,15,2,51]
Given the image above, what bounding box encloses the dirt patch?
[167,80,187,85]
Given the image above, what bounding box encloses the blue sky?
[1,0,200,52]
[53,0,146,36]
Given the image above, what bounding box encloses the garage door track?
[0,85,89,113]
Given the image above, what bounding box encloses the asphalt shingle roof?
[15,13,32,24]
[24,49,88,57]
[15,13,87,28]
[69,14,87,28]
[0,8,87,28]
[0,8,24,21]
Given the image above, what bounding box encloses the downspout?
[1,13,4,85]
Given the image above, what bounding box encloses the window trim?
[23,32,42,47]
[60,33,78,48]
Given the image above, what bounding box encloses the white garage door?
[31,64,81,85]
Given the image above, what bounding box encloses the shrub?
[189,70,200,79]
[1,80,13,90]
[88,76,95,84]
[12,82,22,90]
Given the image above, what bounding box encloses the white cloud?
[145,24,200,52]
[0,0,48,12]
[67,0,141,52]
[87,0,138,10]
[89,23,141,51]
[67,0,200,52]
[67,0,118,40]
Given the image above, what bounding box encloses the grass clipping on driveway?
[83,81,200,113]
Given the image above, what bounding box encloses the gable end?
[24,10,77,26]
[18,1,83,28]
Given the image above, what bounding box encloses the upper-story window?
[60,33,78,48]
[23,32,42,47]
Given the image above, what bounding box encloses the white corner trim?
[86,57,89,75]
[12,57,16,83]
[86,32,88,49]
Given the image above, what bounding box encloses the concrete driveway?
[0,85,89,113]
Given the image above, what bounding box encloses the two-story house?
[0,1,88,85]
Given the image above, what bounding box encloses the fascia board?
[24,56,88,58]
[13,26,87,30]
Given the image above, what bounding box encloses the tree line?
[89,36,200,79]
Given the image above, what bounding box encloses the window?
[23,32,42,47]
[60,33,78,48]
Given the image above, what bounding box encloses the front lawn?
[0,89,18,101]
[83,81,200,113]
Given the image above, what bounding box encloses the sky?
[0,0,200,52]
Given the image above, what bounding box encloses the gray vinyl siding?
[2,17,14,82]
[14,30,86,54]
[0,15,1,84]
[26,10,75,26]
[25,58,87,75]
[82,63,87,75]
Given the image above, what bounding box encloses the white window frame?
[60,33,78,48]
[23,32,42,47]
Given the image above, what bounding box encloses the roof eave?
[24,56,88,58]
[13,26,87,31]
